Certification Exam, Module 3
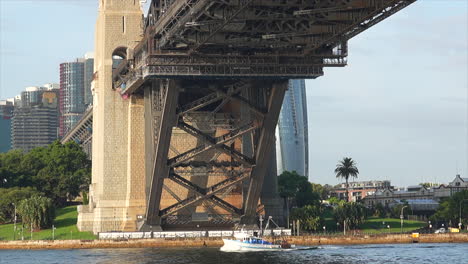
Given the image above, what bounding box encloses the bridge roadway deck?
[113,0,416,94]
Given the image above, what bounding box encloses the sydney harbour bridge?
[61,0,417,233]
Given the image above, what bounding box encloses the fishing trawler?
[220,232,295,252]
[220,216,295,252]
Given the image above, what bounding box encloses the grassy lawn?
[319,208,426,234]
[0,206,96,241]
[358,217,426,234]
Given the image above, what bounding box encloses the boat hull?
[220,239,289,252]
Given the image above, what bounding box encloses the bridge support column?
[242,81,288,226]
[143,80,180,229]
[138,79,286,230]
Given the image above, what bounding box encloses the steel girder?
[242,81,287,224]
[143,0,409,53]
[60,108,93,157]
[114,0,417,93]
[144,79,288,227]
[145,80,180,225]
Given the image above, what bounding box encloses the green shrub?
[290,205,324,231]
[0,187,41,224]
[17,195,55,230]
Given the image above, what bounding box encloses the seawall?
[0,233,467,250]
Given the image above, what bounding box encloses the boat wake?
[220,245,319,253]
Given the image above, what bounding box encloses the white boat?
[220,232,295,252]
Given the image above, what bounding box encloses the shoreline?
[0,233,467,250]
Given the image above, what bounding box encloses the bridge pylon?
[77,0,146,233]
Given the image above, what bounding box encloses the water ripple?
[0,243,467,264]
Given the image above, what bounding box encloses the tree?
[328,197,341,206]
[0,150,32,188]
[290,205,324,231]
[17,195,55,230]
[373,202,387,218]
[333,202,367,230]
[333,202,367,229]
[0,141,91,207]
[0,187,41,224]
[431,190,468,226]
[334,157,359,202]
[278,171,320,209]
[391,201,410,219]
[32,141,91,206]
[311,183,332,201]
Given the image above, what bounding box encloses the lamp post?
[12,203,16,240]
[400,206,408,234]
[459,199,468,230]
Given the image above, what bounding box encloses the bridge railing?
[98,229,292,240]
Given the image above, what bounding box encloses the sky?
[0,0,467,187]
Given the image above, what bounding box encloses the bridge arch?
[112,46,127,60]
[111,46,128,89]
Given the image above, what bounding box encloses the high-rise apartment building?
[276,79,309,178]
[59,55,94,137]
[84,53,95,107]
[11,86,60,152]
[60,60,85,136]
[0,100,14,153]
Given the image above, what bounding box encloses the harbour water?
[0,243,467,264]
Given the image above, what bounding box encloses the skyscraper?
[20,87,43,107]
[11,86,60,152]
[60,60,85,136]
[84,53,95,107]
[59,55,94,137]
[0,100,14,153]
[276,79,309,178]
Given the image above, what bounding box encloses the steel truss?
[114,0,416,94]
[61,108,93,157]
[116,0,417,229]
[144,79,288,227]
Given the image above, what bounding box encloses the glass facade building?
[60,61,86,137]
[276,79,309,178]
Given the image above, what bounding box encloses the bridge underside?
[71,0,416,232]
[128,0,416,230]
[140,78,290,228]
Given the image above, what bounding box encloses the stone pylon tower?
[77,0,146,233]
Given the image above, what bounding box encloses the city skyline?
[0,0,466,187]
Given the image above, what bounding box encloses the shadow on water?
[1,243,467,264]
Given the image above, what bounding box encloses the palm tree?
[334,157,359,202]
